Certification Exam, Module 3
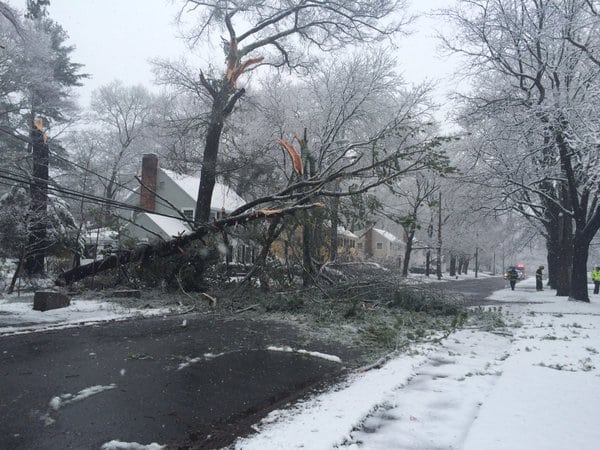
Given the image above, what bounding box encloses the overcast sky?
[14,0,459,115]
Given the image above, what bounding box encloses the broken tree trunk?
[55,203,323,286]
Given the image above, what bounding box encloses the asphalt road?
[0,277,506,450]
[426,275,510,306]
[0,314,359,450]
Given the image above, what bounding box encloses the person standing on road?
[592,266,600,295]
[506,266,519,291]
[536,265,544,291]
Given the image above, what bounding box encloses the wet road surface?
[0,315,355,449]
[0,277,508,449]
[425,276,510,306]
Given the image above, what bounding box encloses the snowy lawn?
[233,277,600,450]
[0,294,175,335]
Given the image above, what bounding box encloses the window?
[376,242,383,250]
[182,208,194,221]
[357,242,363,250]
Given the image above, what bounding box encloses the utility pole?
[436,191,442,280]
[475,246,479,278]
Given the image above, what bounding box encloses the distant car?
[515,264,526,279]
[503,267,525,281]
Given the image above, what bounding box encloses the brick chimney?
[140,153,158,211]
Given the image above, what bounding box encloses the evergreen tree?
[0,0,86,275]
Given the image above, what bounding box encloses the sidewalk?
[463,279,600,450]
[233,277,600,450]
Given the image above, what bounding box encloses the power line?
[47,147,178,213]
[0,169,188,222]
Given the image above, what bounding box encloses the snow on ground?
[407,270,493,284]
[177,352,226,370]
[0,294,174,336]
[233,277,600,450]
[41,383,117,426]
[100,440,165,450]
[49,384,117,412]
[267,345,343,363]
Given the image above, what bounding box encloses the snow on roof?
[83,228,118,244]
[322,220,357,239]
[373,228,400,242]
[161,168,245,212]
[144,213,192,238]
[337,226,358,239]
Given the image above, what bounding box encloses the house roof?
[144,212,192,238]
[322,220,358,239]
[373,228,401,243]
[337,226,358,239]
[161,168,245,212]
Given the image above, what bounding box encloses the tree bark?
[302,213,315,287]
[329,194,340,261]
[546,226,573,296]
[55,203,322,286]
[195,119,225,224]
[436,191,442,280]
[401,223,416,277]
[570,234,591,302]
[554,123,598,301]
[463,257,470,273]
[194,83,245,225]
[449,254,456,277]
[25,124,48,275]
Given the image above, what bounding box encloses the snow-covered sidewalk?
[233,277,600,450]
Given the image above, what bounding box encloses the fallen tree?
[55,117,454,287]
[55,203,323,286]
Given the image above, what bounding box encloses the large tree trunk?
[56,203,321,286]
[554,122,599,301]
[401,225,415,277]
[542,183,573,295]
[568,209,600,301]
[195,119,224,224]
[302,214,315,287]
[546,239,558,290]
[194,83,245,225]
[25,124,48,275]
[449,254,456,277]
[329,195,340,261]
[463,257,470,273]
[547,233,573,296]
[570,234,591,302]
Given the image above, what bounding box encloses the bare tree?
[383,173,439,276]
[441,0,600,301]
[90,81,156,218]
[170,0,412,225]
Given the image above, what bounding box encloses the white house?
[357,226,405,267]
[114,154,255,263]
